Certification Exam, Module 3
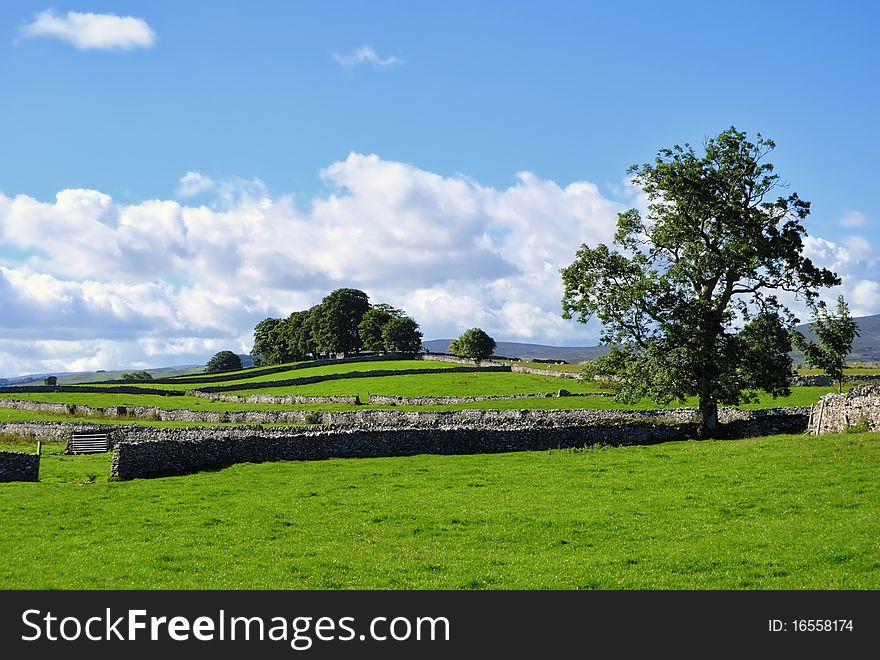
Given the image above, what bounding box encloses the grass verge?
[0,432,877,589]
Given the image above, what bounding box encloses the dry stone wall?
[0,420,129,442]
[0,451,40,482]
[419,354,581,379]
[0,397,809,434]
[189,391,359,405]
[367,392,604,405]
[790,374,880,387]
[110,407,809,479]
[806,385,880,434]
[195,365,510,393]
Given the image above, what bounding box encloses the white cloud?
[848,280,880,317]
[839,210,869,229]
[19,10,156,51]
[1,154,877,376]
[177,172,216,198]
[332,45,401,69]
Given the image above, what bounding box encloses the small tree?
[206,350,243,374]
[43,376,57,386]
[450,328,496,360]
[382,316,423,353]
[791,296,859,392]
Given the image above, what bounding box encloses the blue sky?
[0,1,877,375]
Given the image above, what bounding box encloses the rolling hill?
[425,313,880,364]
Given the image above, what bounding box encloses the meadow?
[0,355,845,425]
[0,432,877,589]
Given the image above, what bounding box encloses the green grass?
[236,370,605,399]
[0,432,877,589]
[0,383,834,423]
[796,367,880,376]
[498,360,585,373]
[86,359,463,391]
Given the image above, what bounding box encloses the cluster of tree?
[251,289,423,365]
[121,370,153,381]
[561,127,846,437]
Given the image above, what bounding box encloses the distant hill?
[0,365,205,387]
[421,339,609,364]
[423,313,880,364]
[1,353,256,386]
[795,312,880,363]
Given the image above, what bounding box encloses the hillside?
[425,313,880,364]
[3,315,878,384]
[421,339,608,363]
[795,312,880,362]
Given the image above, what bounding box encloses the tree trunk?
[698,397,719,438]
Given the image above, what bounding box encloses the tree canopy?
[561,127,839,436]
[449,327,496,361]
[358,304,402,353]
[791,296,859,392]
[205,350,243,374]
[382,315,423,353]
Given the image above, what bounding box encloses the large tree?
[791,296,859,393]
[251,317,282,366]
[312,288,371,356]
[206,350,243,374]
[382,315,423,353]
[358,304,402,353]
[561,127,839,437]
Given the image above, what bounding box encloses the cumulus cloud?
[802,234,880,317]
[1,153,876,375]
[332,45,401,69]
[18,9,157,50]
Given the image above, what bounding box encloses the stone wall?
[189,391,359,405]
[0,384,183,396]
[99,354,415,385]
[367,392,605,405]
[419,354,581,379]
[790,374,880,387]
[110,424,689,479]
[806,385,880,434]
[0,451,40,482]
[0,420,127,441]
[0,396,809,434]
[110,407,809,479]
[196,365,510,393]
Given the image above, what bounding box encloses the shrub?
[845,417,871,433]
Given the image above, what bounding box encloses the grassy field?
[0,431,877,589]
[0,381,834,421]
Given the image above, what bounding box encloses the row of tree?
[251,289,423,365]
